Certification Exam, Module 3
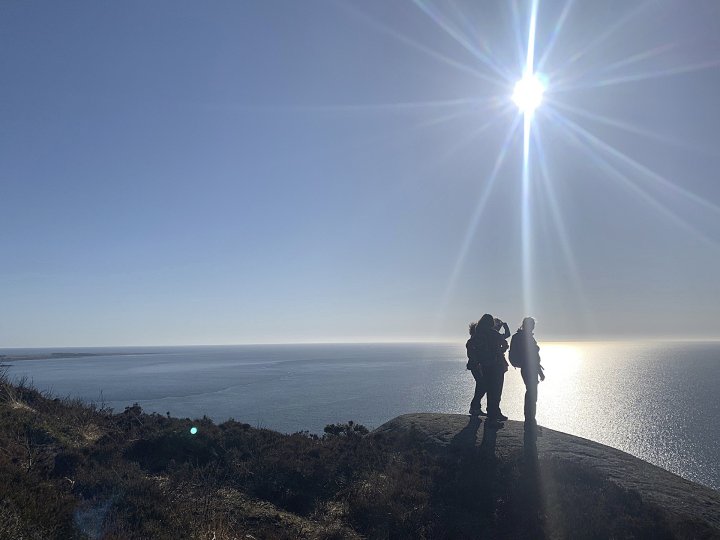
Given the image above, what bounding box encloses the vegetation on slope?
[0,370,709,539]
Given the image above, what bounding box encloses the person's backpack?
[466,338,478,370]
[508,331,526,368]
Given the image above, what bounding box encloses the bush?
[323,421,369,438]
[0,371,706,539]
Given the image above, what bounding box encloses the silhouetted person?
[470,314,509,427]
[490,317,511,423]
[509,317,545,433]
[466,320,487,416]
[482,317,510,427]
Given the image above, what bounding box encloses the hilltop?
[1,373,718,539]
[375,413,720,538]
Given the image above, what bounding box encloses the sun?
[512,72,545,116]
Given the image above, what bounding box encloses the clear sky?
[2,1,720,346]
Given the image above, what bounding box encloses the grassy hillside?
[0,370,712,539]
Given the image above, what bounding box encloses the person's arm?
[500,322,511,339]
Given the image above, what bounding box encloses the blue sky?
[2,1,720,346]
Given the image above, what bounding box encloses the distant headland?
[0,351,155,367]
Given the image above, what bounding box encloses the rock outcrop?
[374,413,720,536]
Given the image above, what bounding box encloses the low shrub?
[0,370,703,539]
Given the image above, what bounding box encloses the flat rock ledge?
[374,413,720,534]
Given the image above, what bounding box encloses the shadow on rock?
[449,416,482,451]
[523,428,539,465]
[479,420,502,459]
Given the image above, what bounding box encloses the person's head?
[478,314,495,330]
[520,317,536,333]
[468,321,477,336]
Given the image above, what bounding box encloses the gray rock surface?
[374,413,720,533]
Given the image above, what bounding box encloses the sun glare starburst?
[512,72,545,115]
[372,0,720,326]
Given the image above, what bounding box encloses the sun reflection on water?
[541,342,583,371]
[536,343,585,431]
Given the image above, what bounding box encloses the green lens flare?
[190,426,198,435]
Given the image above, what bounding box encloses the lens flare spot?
[190,426,198,435]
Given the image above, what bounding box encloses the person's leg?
[523,372,538,428]
[496,371,506,419]
[486,366,501,419]
[470,368,486,413]
[527,381,537,423]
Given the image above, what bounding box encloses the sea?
[1,341,718,491]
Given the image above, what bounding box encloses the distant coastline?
[0,351,156,366]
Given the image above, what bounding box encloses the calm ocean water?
[2,341,718,491]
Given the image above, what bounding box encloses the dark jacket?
[468,327,508,369]
[466,332,490,369]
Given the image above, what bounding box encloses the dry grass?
[0,369,713,539]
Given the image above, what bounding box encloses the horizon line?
[2,335,720,350]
